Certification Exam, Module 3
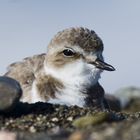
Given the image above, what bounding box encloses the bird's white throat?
[45,59,101,86]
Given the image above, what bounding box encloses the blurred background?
[0,0,139,93]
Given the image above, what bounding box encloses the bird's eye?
[63,49,75,57]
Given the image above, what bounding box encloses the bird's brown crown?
[48,27,104,52]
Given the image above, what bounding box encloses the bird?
[5,27,115,110]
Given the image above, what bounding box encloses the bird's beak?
[89,58,115,71]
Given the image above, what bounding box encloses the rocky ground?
[0,76,140,140]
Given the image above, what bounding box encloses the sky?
[0,0,140,93]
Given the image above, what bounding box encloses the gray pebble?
[0,76,22,112]
[114,87,140,108]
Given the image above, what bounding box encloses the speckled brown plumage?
[36,75,64,100]
[5,54,46,103]
[48,27,103,52]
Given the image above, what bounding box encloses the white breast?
[47,85,87,107]
[45,59,101,107]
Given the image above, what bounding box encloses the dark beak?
[89,58,115,71]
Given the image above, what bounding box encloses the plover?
[5,27,115,109]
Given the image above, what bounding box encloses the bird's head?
[44,27,115,83]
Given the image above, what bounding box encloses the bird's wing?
[5,53,46,86]
[4,53,46,103]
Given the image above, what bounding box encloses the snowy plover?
[5,27,115,109]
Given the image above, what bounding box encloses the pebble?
[67,117,73,121]
[51,117,59,122]
[29,126,36,133]
[0,76,22,112]
[0,131,16,140]
[114,86,140,108]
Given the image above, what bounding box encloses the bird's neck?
[43,62,101,95]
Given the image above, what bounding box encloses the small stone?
[29,126,36,133]
[69,131,83,140]
[37,117,41,121]
[67,117,73,121]
[114,86,140,109]
[73,112,110,128]
[0,76,22,112]
[51,117,59,122]
[0,131,16,140]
